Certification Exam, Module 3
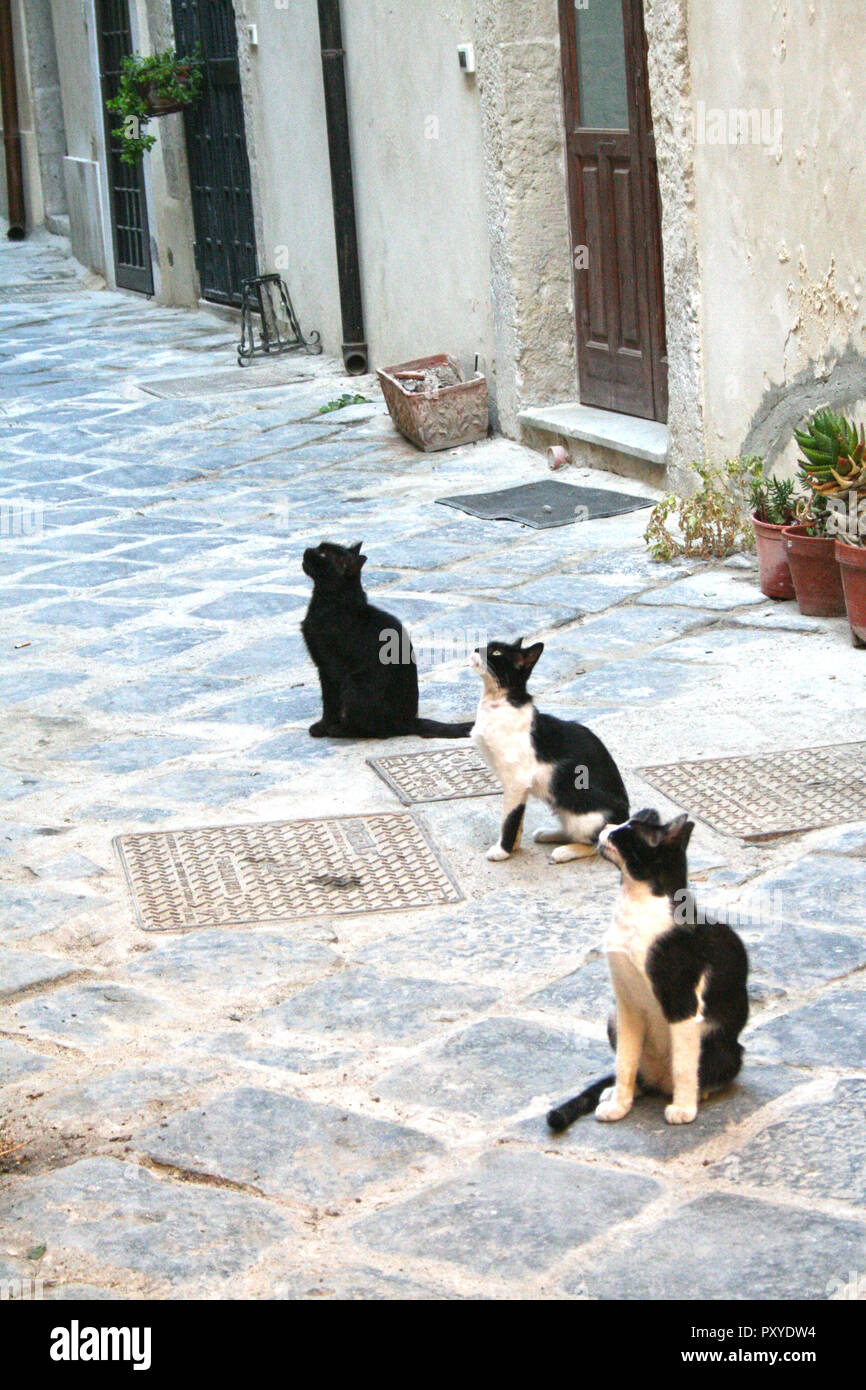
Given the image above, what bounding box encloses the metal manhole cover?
[114,813,462,932]
[368,748,499,805]
[639,741,866,841]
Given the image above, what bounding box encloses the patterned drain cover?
[639,741,866,841]
[114,814,462,932]
[368,748,500,805]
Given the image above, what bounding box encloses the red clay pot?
[751,513,795,600]
[836,538,866,648]
[782,525,846,617]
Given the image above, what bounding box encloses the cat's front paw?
[664,1103,697,1125]
[486,844,511,862]
[595,1096,632,1123]
[308,720,330,737]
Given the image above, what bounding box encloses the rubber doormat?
[369,748,499,805]
[114,814,462,931]
[639,741,866,841]
[436,479,653,529]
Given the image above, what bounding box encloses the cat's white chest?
[604,882,674,971]
[472,694,536,787]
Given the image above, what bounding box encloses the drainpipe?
[317,0,368,375]
[0,0,25,239]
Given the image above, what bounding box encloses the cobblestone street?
[1,233,865,1301]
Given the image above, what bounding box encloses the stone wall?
[474,0,578,437]
[689,0,866,474]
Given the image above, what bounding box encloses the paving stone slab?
[566,1192,866,1300]
[379,1016,610,1121]
[137,1087,442,1203]
[354,1149,659,1278]
[740,854,865,932]
[36,1063,219,1125]
[739,919,866,999]
[195,1029,354,1075]
[264,968,497,1043]
[128,928,338,1000]
[86,672,238,715]
[707,1079,866,1207]
[746,985,866,1069]
[0,949,77,1000]
[559,657,702,706]
[66,736,208,775]
[524,953,612,1022]
[3,890,98,942]
[0,1157,293,1289]
[355,888,608,984]
[0,1038,48,1085]
[637,571,766,611]
[13,983,167,1047]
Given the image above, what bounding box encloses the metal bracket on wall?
[237,273,323,366]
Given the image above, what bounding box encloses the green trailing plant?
[749,472,799,526]
[107,49,202,165]
[645,456,763,562]
[794,408,866,497]
[317,393,368,414]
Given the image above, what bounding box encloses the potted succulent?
[836,533,866,647]
[107,49,203,165]
[749,471,799,599]
[782,409,858,617]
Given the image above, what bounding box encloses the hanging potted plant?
[107,48,203,166]
[749,471,799,599]
[782,409,860,618]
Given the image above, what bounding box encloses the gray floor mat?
[436,480,653,528]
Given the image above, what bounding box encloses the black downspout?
[0,0,25,239]
[317,0,368,375]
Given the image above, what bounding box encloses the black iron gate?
[171,0,257,304]
[96,0,154,295]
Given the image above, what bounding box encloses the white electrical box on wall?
[457,43,475,75]
[247,25,259,49]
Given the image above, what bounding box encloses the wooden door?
[560,0,667,421]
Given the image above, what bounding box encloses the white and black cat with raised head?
[301,541,474,740]
[470,638,629,862]
[547,809,749,1130]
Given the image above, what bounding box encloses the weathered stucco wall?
[689,0,866,474]
[475,0,578,437]
[238,0,495,389]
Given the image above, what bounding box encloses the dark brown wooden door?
[560,0,667,421]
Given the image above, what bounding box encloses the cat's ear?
[349,541,363,554]
[517,641,544,673]
[663,813,693,850]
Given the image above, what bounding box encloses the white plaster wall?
[239,0,495,381]
[689,0,866,471]
[50,0,113,280]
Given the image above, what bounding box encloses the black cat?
[301,541,473,739]
[547,809,749,1130]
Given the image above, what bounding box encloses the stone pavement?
[1,231,864,1301]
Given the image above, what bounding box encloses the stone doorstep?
[518,403,669,486]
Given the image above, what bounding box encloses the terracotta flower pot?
[140,67,194,117]
[836,538,866,648]
[377,353,488,452]
[751,513,795,600]
[781,524,846,617]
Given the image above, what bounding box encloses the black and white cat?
[547,809,749,1130]
[301,541,473,739]
[469,638,629,862]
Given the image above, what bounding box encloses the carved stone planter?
[377,353,488,452]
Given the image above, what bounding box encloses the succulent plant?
[750,473,799,525]
[794,409,866,496]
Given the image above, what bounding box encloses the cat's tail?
[412,717,474,739]
[547,1074,616,1132]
